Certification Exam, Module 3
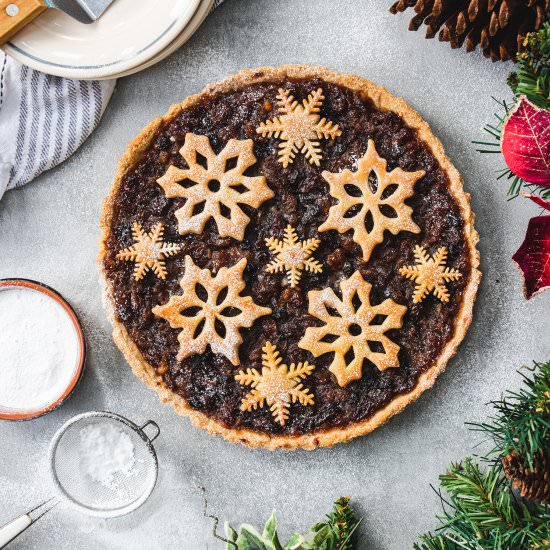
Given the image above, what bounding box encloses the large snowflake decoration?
[235,341,315,426]
[264,224,323,288]
[152,256,271,365]
[299,271,407,387]
[157,133,274,241]
[319,139,425,262]
[116,222,181,281]
[399,245,462,303]
[256,88,341,167]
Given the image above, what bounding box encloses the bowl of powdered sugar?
[0,279,86,420]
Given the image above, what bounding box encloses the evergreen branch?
[476,25,549,199]
[414,460,550,550]
[508,22,550,110]
[416,362,550,549]
[468,361,550,469]
[307,497,362,550]
[475,96,550,200]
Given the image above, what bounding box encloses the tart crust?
[98,65,481,450]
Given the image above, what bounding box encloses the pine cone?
[502,449,550,503]
[389,0,550,62]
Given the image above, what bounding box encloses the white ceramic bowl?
[2,0,201,80]
[0,279,86,421]
[106,0,214,80]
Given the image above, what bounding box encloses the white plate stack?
[2,0,215,80]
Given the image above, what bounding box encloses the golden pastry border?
[98,65,481,450]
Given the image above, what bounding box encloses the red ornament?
[523,193,550,212]
[513,216,550,299]
[501,97,550,187]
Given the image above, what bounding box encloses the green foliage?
[297,497,361,550]
[223,511,284,550]
[414,460,550,550]
[473,98,520,198]
[508,22,550,109]
[416,362,550,550]
[212,361,550,550]
[475,23,550,200]
[474,98,550,200]
[220,497,361,550]
[470,361,550,469]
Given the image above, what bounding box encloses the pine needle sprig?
[472,98,507,158]
[306,497,362,550]
[475,23,550,201]
[475,97,550,201]
[416,362,550,548]
[508,22,550,110]
[414,459,550,550]
[473,98,531,200]
[469,361,550,470]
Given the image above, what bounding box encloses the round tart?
[99,65,480,450]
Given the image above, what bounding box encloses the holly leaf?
[523,193,550,212]
[512,215,550,299]
[225,522,239,550]
[284,534,306,550]
[236,524,271,550]
[263,512,284,550]
[501,96,550,187]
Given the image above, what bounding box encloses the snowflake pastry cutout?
[264,224,323,288]
[152,256,271,365]
[319,139,425,262]
[299,271,407,387]
[399,245,462,303]
[157,133,274,241]
[235,341,315,426]
[256,88,341,167]
[116,222,181,281]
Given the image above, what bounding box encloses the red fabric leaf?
[501,96,550,187]
[512,215,550,299]
[523,193,550,212]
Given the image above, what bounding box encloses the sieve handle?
[0,514,32,548]
[139,420,160,442]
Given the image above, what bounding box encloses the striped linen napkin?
[0,55,115,200]
[0,0,225,201]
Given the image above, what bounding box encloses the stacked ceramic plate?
[2,0,214,80]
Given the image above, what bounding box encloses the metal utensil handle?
[139,420,160,442]
[0,514,32,548]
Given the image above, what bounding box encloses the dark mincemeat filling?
[104,77,471,436]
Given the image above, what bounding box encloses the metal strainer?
[48,411,160,518]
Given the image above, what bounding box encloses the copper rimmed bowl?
[0,279,86,421]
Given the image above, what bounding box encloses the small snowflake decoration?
[157,133,274,241]
[153,256,271,365]
[235,341,315,426]
[265,224,323,288]
[399,245,462,303]
[299,271,407,387]
[256,88,341,167]
[116,222,181,281]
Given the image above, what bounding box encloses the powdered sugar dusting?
[79,423,136,490]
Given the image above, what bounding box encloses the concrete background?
[1,0,548,548]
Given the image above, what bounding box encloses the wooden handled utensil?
[0,0,115,46]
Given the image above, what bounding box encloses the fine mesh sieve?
[48,411,160,518]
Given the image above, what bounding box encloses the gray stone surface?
[1,0,549,548]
